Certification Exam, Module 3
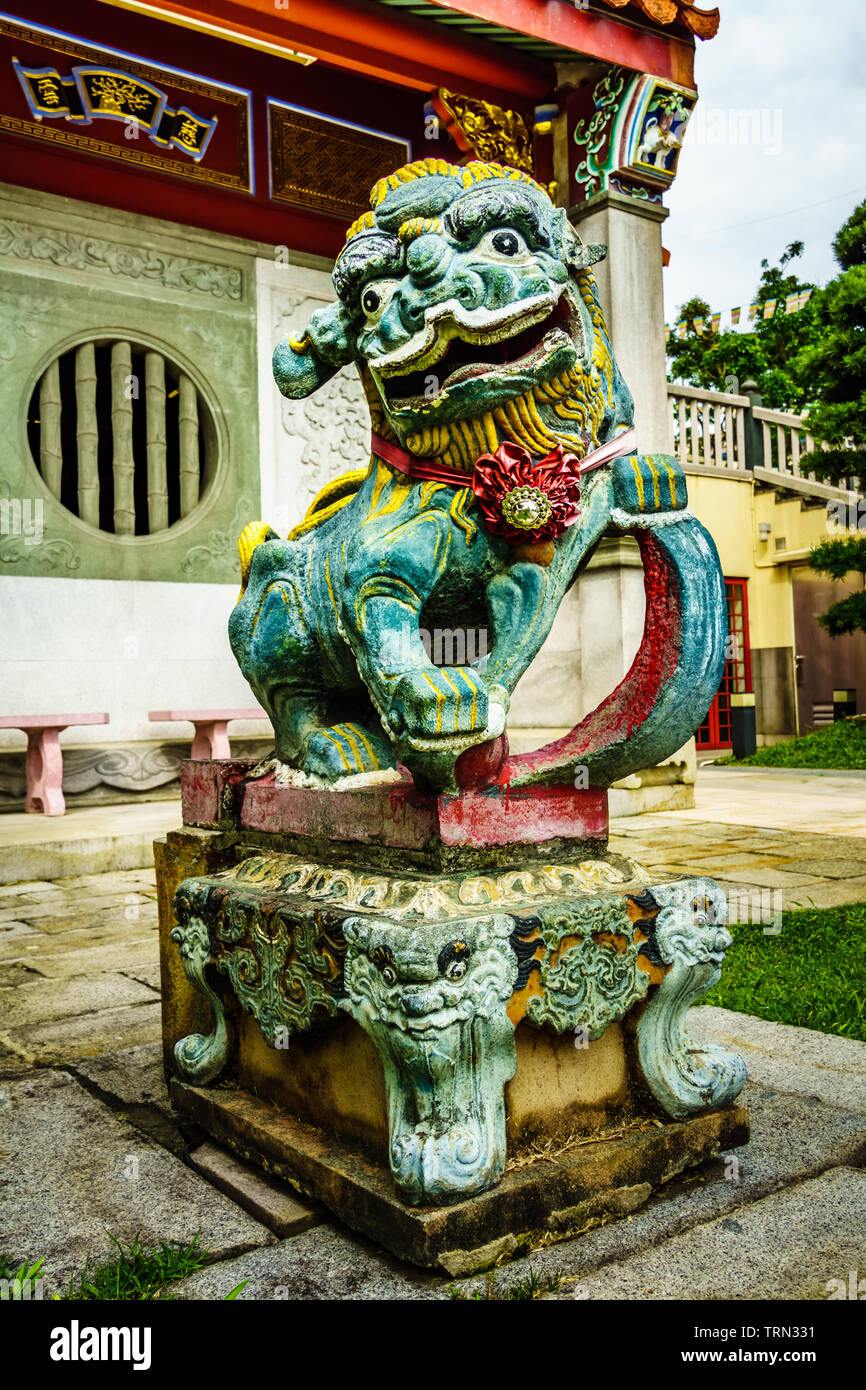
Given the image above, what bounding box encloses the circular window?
[27,339,217,536]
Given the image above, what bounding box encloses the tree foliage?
[666,243,818,410]
[667,199,866,638]
[802,200,866,639]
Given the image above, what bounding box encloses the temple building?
[2,0,854,814]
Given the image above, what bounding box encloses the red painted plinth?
[180,761,608,850]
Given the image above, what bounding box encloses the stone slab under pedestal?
[170,1078,748,1275]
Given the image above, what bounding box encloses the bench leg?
[25,727,66,815]
[190,720,230,761]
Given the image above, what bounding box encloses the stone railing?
[666,380,853,497]
[667,381,749,470]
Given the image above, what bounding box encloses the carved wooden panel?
[269,103,409,220]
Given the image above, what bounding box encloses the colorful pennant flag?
[667,289,813,346]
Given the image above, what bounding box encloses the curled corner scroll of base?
[635,878,747,1119]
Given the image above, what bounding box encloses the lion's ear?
[272,300,355,400]
[553,207,608,272]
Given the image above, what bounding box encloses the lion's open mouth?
[378,292,577,407]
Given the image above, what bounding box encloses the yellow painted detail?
[646,456,661,509]
[288,492,354,540]
[347,723,380,770]
[319,729,351,772]
[450,488,477,545]
[664,459,679,508]
[630,458,646,511]
[398,216,442,241]
[438,668,463,730]
[237,520,275,602]
[344,209,375,242]
[422,672,446,733]
[288,334,311,354]
[462,670,479,727]
[304,468,370,521]
[324,553,341,625]
[334,724,364,770]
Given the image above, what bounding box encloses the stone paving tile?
[52,869,158,891]
[0,898,158,931]
[548,1168,866,1300]
[705,867,826,889]
[0,971,156,1028]
[778,877,866,908]
[792,858,866,879]
[0,880,65,900]
[0,961,43,988]
[0,1068,274,1287]
[18,936,158,981]
[0,920,40,943]
[683,852,802,869]
[3,1000,163,1064]
[72,1041,171,1113]
[452,1081,866,1297]
[0,919,157,964]
[175,1222,442,1301]
[122,964,161,991]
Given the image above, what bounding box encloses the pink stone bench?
[0,713,110,816]
[148,708,268,761]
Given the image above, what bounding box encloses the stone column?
[570,191,671,454]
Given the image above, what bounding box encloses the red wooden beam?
[421,0,696,86]
[99,0,555,100]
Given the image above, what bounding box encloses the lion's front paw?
[389,667,490,743]
[304,723,396,779]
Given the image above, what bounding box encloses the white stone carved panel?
[255,257,370,536]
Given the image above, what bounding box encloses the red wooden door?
[695,578,752,751]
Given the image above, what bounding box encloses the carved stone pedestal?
[156,767,748,1273]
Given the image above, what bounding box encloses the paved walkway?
[1,767,865,1299]
[610,766,866,911]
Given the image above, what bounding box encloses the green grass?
[450,1268,563,1300]
[705,903,866,1040]
[2,1234,248,1301]
[714,718,866,769]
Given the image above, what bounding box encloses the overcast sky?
[663,0,866,326]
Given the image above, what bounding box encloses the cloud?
[664,0,866,324]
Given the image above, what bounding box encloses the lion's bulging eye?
[359,278,400,326]
[492,231,520,256]
[446,959,467,981]
[382,966,397,985]
[475,229,531,263]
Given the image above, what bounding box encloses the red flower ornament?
[471,441,582,545]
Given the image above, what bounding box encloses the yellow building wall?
[685,472,840,741]
[686,472,834,645]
